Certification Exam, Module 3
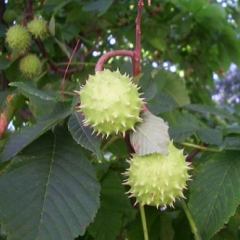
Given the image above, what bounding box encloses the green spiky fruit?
[19,54,42,77]
[5,25,31,51]
[27,18,48,39]
[79,69,143,136]
[123,142,191,207]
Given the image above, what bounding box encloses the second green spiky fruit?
[19,54,42,77]
[124,142,191,207]
[79,69,143,136]
[27,18,48,39]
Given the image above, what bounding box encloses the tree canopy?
[1,0,240,240]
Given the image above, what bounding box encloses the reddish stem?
[132,0,143,77]
[95,0,144,74]
[95,50,134,72]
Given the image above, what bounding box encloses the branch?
[186,148,201,162]
[0,0,6,24]
[36,40,58,72]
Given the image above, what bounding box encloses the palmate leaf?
[0,128,100,240]
[68,112,102,160]
[130,111,169,156]
[188,151,240,240]
[0,102,72,162]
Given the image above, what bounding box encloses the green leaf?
[0,128,100,240]
[127,206,173,240]
[82,0,113,15]
[195,3,226,21]
[142,78,157,101]
[162,72,190,107]
[0,102,72,162]
[28,96,56,119]
[88,208,122,240]
[185,104,235,120]
[9,82,58,100]
[53,37,71,58]
[49,15,55,36]
[197,127,223,145]
[222,137,240,150]
[130,111,170,156]
[68,112,102,160]
[169,125,197,142]
[168,113,200,142]
[88,171,132,240]
[0,56,11,70]
[147,91,179,114]
[188,151,240,240]
[148,36,166,51]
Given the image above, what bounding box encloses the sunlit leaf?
[130,111,169,156]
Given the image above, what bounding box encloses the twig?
[186,148,201,162]
[181,199,202,240]
[181,142,221,152]
[139,205,149,240]
[61,38,80,101]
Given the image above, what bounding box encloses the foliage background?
[1,0,240,239]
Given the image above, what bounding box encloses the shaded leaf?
[185,104,235,120]
[53,37,71,58]
[147,91,179,115]
[188,151,240,240]
[197,127,223,145]
[130,111,169,156]
[169,125,196,142]
[127,206,173,240]
[0,56,11,70]
[68,112,102,160]
[82,0,113,15]
[88,171,132,240]
[49,15,55,36]
[162,72,190,107]
[28,96,56,119]
[222,137,240,150]
[0,102,72,162]
[169,113,200,142]
[88,208,122,240]
[0,128,100,240]
[9,82,58,100]
[143,78,157,101]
